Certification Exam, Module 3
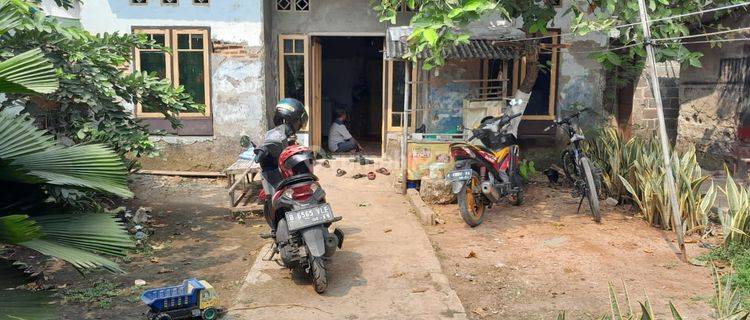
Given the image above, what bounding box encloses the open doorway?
[316,36,383,155]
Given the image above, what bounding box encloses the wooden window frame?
[386,60,417,132]
[133,27,212,119]
[512,29,560,121]
[278,34,309,131]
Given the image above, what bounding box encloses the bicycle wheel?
[580,157,601,223]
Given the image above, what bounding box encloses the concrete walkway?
[224,163,466,320]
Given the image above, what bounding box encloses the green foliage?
[371,0,556,69]
[556,277,749,319]
[717,168,750,246]
[0,48,58,94]
[518,159,536,182]
[0,113,134,271]
[0,0,201,168]
[62,280,120,309]
[586,127,714,232]
[569,0,741,85]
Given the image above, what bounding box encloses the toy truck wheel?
[153,313,171,320]
[202,307,218,320]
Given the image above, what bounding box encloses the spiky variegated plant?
[0,1,134,318]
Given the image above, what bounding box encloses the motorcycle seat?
[277,173,318,190]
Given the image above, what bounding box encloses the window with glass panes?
[133,28,211,118]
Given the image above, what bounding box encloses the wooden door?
[310,38,322,148]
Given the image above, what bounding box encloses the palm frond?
[33,214,133,257]
[11,145,133,197]
[0,48,59,94]
[20,239,125,272]
[0,112,133,198]
[0,0,21,35]
[0,214,40,243]
[0,260,57,320]
[0,214,132,272]
[0,112,55,159]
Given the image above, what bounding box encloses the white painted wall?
[40,0,81,20]
[78,0,263,46]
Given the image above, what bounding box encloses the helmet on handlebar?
[273,98,308,134]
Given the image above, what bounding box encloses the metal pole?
[636,0,687,262]
[400,62,412,195]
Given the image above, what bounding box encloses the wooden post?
[636,0,688,262]
[400,62,412,195]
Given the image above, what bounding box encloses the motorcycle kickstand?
[263,242,279,262]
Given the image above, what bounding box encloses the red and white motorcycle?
[254,136,344,294]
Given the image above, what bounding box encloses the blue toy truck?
[140,278,219,320]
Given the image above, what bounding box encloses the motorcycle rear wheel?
[311,257,327,294]
[457,173,486,227]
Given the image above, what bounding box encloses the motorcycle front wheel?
[457,172,486,227]
[310,257,327,294]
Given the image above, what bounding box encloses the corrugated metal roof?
[385,26,532,61]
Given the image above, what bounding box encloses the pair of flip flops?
[376,167,390,175]
[321,160,331,168]
[352,172,377,180]
[336,169,347,177]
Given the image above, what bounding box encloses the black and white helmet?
[273,98,308,134]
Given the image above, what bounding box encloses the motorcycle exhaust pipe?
[481,181,501,203]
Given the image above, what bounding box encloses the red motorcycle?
[254,138,344,294]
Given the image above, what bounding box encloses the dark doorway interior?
[319,36,383,155]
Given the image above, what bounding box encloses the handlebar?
[468,112,524,141]
[543,108,589,132]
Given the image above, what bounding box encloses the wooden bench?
[224,158,261,212]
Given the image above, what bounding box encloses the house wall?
[675,14,750,168]
[78,0,267,171]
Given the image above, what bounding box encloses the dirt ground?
[51,175,267,319]
[426,177,715,319]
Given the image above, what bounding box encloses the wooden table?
[224,158,261,212]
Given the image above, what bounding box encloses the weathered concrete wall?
[675,14,750,168]
[549,6,608,127]
[629,61,681,141]
[78,0,267,170]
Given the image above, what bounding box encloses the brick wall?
[630,61,681,142]
[212,40,261,59]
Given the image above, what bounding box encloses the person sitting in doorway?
[328,109,362,153]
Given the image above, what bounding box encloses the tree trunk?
[518,47,540,94]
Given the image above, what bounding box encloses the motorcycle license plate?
[285,203,335,231]
[446,169,473,182]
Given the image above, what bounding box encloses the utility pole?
[636,0,687,261]
[400,62,411,195]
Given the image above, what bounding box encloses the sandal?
[322,160,330,168]
[367,172,376,180]
[376,167,390,175]
[359,157,374,165]
[352,173,366,179]
[336,169,347,177]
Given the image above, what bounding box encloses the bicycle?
[544,108,601,223]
